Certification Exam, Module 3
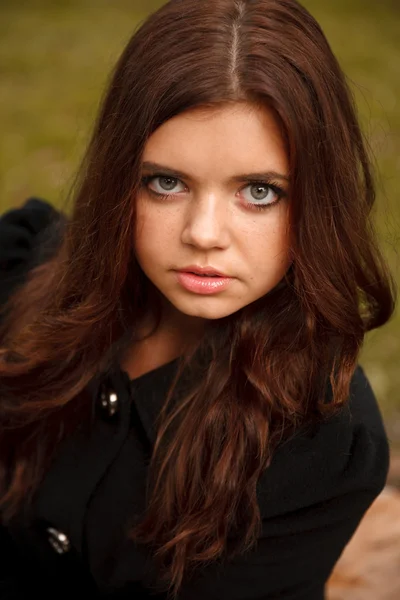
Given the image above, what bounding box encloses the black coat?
[0,199,390,599]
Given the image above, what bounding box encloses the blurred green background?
[0,1,399,447]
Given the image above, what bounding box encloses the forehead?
[142,102,288,179]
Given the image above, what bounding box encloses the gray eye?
[242,183,277,206]
[250,184,269,200]
[158,176,179,191]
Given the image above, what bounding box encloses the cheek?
[253,209,290,250]
[272,206,291,255]
[275,220,291,257]
[134,208,174,268]
[247,216,291,277]
[134,203,158,250]
[135,203,182,250]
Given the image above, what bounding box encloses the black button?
[46,527,71,554]
[99,382,119,417]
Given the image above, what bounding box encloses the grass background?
[0,1,399,447]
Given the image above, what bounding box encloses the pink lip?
[179,265,228,277]
[175,271,233,295]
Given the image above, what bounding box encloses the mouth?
[175,270,234,294]
[186,272,220,277]
[177,266,229,277]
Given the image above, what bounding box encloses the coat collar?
[118,357,181,446]
[28,354,200,558]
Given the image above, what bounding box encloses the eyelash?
[140,174,287,212]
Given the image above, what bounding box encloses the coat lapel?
[32,368,132,556]
[29,356,193,559]
[123,357,182,447]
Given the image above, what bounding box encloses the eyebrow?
[141,161,290,184]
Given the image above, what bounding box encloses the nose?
[181,192,230,249]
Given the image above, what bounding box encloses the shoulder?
[0,198,66,306]
[319,363,389,482]
[345,363,387,438]
[257,364,390,517]
[0,197,65,266]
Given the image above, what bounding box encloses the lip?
[178,265,228,277]
[175,271,233,295]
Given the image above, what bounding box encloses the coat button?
[46,527,71,554]
[99,382,119,417]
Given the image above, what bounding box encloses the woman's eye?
[147,176,185,194]
[241,183,280,207]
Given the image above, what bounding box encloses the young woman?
[0,0,396,598]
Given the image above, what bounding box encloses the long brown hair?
[0,0,396,597]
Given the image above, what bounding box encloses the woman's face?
[134,101,291,333]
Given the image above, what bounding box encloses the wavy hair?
[0,0,396,597]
